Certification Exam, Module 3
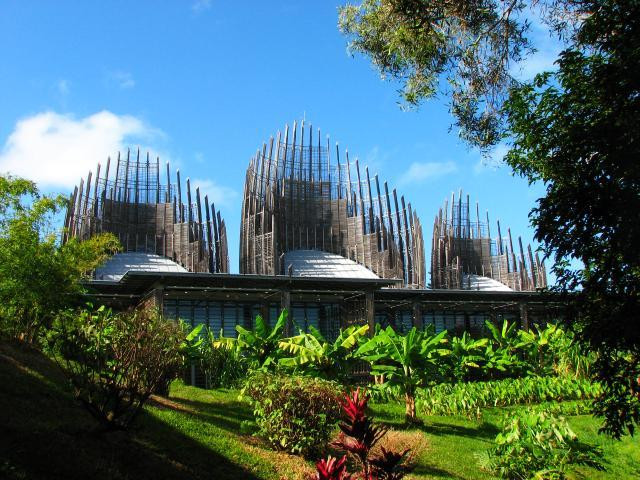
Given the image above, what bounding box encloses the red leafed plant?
[315,455,351,480]
[314,388,412,480]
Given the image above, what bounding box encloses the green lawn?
[1,341,638,479]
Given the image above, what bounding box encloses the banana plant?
[178,322,204,364]
[278,324,369,380]
[448,332,488,381]
[518,323,563,375]
[356,325,449,421]
[233,309,288,369]
[483,319,526,379]
[485,319,523,353]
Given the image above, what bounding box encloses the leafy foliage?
[235,310,288,369]
[0,174,120,344]
[327,388,412,479]
[315,455,351,480]
[356,325,448,420]
[447,332,488,381]
[242,372,343,456]
[279,324,369,380]
[419,376,601,419]
[503,0,640,437]
[518,323,594,379]
[480,410,604,479]
[199,327,248,388]
[47,306,184,430]
[338,0,537,148]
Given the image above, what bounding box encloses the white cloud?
[512,8,564,80]
[399,161,458,185]
[191,178,237,209]
[0,111,161,189]
[109,71,135,89]
[474,144,508,174]
[364,145,392,174]
[192,0,212,13]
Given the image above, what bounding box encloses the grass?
[1,341,639,479]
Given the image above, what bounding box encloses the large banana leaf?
[277,324,369,377]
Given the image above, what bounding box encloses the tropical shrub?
[278,324,369,380]
[199,327,248,388]
[519,323,595,379]
[480,410,603,479]
[418,376,601,419]
[235,310,288,369]
[483,319,527,379]
[446,332,488,381]
[48,306,184,430]
[357,325,448,421]
[243,372,342,456]
[317,388,412,479]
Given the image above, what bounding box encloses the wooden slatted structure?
[63,149,229,273]
[240,121,426,288]
[430,190,547,291]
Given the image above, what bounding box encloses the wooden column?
[519,302,530,331]
[365,290,375,336]
[412,301,422,329]
[281,288,291,335]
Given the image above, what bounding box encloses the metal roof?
[462,274,513,292]
[283,250,381,280]
[94,252,187,281]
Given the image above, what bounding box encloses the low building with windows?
[67,122,557,352]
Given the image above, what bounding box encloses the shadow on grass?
[0,342,261,480]
[371,402,499,440]
[418,421,500,440]
[164,396,254,432]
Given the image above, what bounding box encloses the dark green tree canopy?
[504,0,640,437]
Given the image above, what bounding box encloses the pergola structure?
[431,190,547,291]
[63,150,229,274]
[239,121,426,287]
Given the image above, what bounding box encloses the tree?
[503,0,640,437]
[48,306,185,430]
[447,331,488,381]
[0,174,120,343]
[338,0,585,148]
[356,325,448,421]
[339,0,640,437]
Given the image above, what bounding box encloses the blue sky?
[0,1,561,278]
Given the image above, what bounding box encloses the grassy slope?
[0,342,311,480]
[1,342,638,480]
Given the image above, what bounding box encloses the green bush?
[242,372,343,456]
[199,328,248,388]
[418,376,601,419]
[48,306,184,430]
[480,410,603,479]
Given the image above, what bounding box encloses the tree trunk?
[405,392,416,420]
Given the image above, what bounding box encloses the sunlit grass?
[1,342,638,480]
